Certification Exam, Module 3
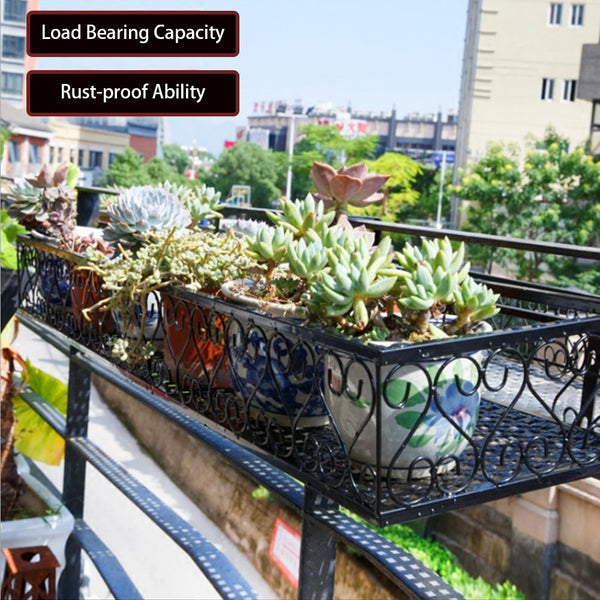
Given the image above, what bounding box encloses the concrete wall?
[431,480,600,600]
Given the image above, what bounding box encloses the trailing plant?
[81,227,255,361]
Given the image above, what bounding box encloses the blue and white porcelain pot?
[324,325,491,479]
[222,280,328,428]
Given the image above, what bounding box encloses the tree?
[143,157,186,185]
[359,152,423,220]
[289,124,380,200]
[453,133,600,291]
[103,148,149,187]
[162,144,190,174]
[103,148,187,187]
[210,142,281,208]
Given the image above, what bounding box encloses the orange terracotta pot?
[70,268,115,335]
[162,293,231,390]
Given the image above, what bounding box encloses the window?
[1,72,23,95]
[549,2,563,24]
[2,35,25,59]
[541,78,555,100]
[570,4,584,25]
[108,151,119,165]
[78,149,85,166]
[29,144,41,164]
[8,140,20,162]
[3,0,26,22]
[563,79,577,101]
[88,150,103,169]
[56,147,64,163]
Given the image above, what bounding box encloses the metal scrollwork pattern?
[16,238,600,525]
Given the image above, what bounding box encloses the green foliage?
[103,148,148,186]
[14,360,68,466]
[161,143,190,174]
[103,148,188,187]
[251,486,524,600]
[1,209,27,269]
[355,515,524,600]
[0,125,11,158]
[454,131,600,292]
[354,152,423,220]
[210,141,281,208]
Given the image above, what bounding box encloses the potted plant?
[5,164,112,335]
[80,202,254,387]
[220,194,343,428]
[222,161,500,477]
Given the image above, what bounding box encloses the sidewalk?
[13,323,277,600]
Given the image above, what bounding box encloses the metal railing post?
[297,487,338,600]
[58,346,91,599]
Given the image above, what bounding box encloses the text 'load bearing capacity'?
[27,11,239,55]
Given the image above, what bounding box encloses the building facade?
[457,0,600,166]
[245,103,457,161]
[1,100,51,178]
[1,0,37,108]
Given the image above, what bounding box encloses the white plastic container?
[1,454,74,584]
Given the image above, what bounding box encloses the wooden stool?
[1,546,59,600]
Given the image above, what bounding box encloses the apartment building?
[457,0,600,166]
[1,0,37,108]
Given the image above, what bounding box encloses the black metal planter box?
[16,236,600,527]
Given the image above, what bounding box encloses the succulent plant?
[268,194,334,240]
[305,235,397,336]
[160,181,224,226]
[103,185,192,251]
[393,237,499,340]
[310,161,390,221]
[7,164,77,243]
[231,161,500,343]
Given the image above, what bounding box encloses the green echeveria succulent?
[268,194,334,240]
[306,235,397,333]
[104,185,191,250]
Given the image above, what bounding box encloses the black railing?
[12,215,600,599]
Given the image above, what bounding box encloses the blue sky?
[36,0,469,155]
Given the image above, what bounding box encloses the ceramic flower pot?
[162,294,232,389]
[70,269,115,335]
[111,290,164,344]
[324,329,490,479]
[221,280,328,428]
